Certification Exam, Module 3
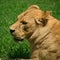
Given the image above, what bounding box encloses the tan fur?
[10,5,60,60]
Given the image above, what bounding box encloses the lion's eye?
[21,21,27,25]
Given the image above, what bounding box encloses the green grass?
[0,0,60,58]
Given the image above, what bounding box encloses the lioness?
[10,5,60,60]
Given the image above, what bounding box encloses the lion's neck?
[29,26,51,46]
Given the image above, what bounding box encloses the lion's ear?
[35,18,48,26]
[28,5,40,9]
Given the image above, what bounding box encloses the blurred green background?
[0,0,60,59]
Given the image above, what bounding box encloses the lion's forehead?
[25,10,43,17]
[18,9,43,21]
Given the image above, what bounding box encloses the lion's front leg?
[31,49,41,60]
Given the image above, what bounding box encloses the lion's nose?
[10,29,15,33]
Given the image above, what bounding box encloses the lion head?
[10,5,51,42]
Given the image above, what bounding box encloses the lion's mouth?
[14,37,24,42]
